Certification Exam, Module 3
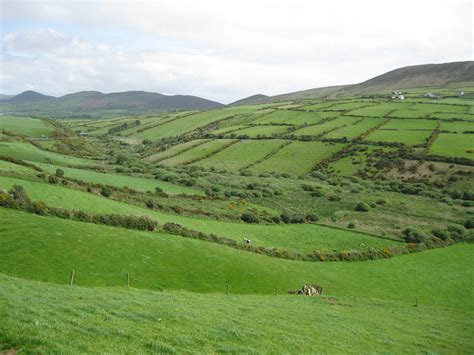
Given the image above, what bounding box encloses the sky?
[0,0,472,103]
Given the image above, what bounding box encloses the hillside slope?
[345,61,474,94]
[232,61,474,104]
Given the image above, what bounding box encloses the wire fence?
[0,260,304,295]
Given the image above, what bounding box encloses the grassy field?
[144,139,209,162]
[0,116,54,137]
[229,125,290,137]
[324,117,384,139]
[381,118,438,130]
[291,116,360,137]
[0,141,96,166]
[252,141,344,175]
[430,133,474,159]
[33,162,203,195]
[1,269,472,353]
[0,208,471,305]
[439,121,474,133]
[192,139,286,171]
[159,139,236,166]
[131,107,255,140]
[349,102,414,117]
[0,176,397,253]
[365,129,432,145]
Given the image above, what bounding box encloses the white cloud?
[0,0,472,103]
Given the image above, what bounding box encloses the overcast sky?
[0,0,472,103]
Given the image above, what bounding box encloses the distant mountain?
[231,61,474,105]
[229,94,270,106]
[0,94,14,100]
[4,90,56,103]
[0,90,224,118]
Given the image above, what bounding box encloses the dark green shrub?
[310,190,324,197]
[145,199,155,209]
[465,219,474,229]
[155,186,163,193]
[305,214,319,222]
[280,213,292,224]
[355,202,370,212]
[402,227,429,243]
[241,212,259,224]
[48,175,58,184]
[348,221,356,229]
[100,186,113,197]
[55,168,64,177]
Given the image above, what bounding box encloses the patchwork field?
[365,129,432,145]
[430,133,474,159]
[192,139,287,171]
[229,125,290,137]
[251,141,344,174]
[324,117,383,139]
[159,139,237,166]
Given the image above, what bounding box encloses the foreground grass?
[0,273,472,353]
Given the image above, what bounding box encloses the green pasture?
[159,139,236,166]
[144,140,210,162]
[229,125,290,138]
[192,139,286,171]
[430,133,474,159]
[251,141,344,175]
[0,116,54,137]
[365,129,431,145]
[0,176,395,253]
[0,141,96,166]
[324,117,383,139]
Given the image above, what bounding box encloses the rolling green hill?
[1,66,473,353]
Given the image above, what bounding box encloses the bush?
[305,213,319,222]
[402,227,429,243]
[310,190,324,197]
[55,168,64,177]
[241,212,259,224]
[280,213,292,224]
[100,186,113,197]
[465,219,474,229]
[355,202,370,212]
[155,186,163,193]
[145,199,155,209]
[347,221,356,229]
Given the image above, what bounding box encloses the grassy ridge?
[0,175,398,252]
[33,162,203,195]
[0,141,95,166]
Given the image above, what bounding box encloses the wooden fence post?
[69,270,75,286]
[127,272,130,288]
[226,284,229,295]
